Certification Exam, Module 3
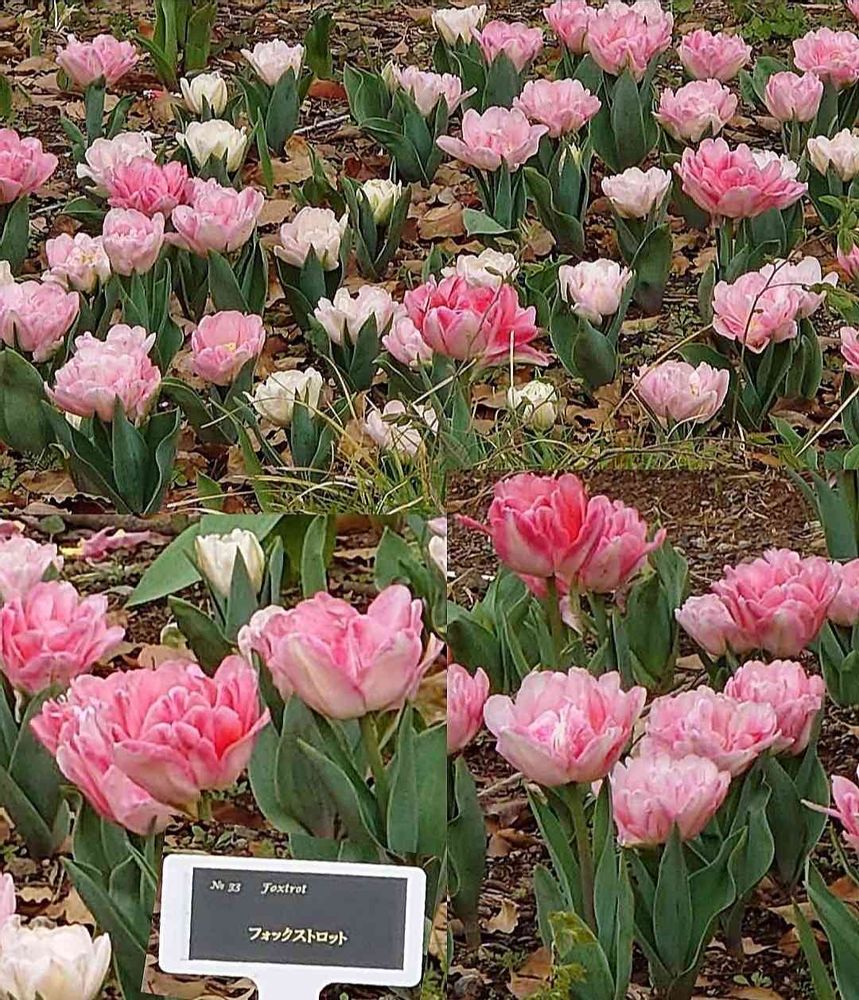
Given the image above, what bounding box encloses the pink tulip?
[677,29,751,82]
[0,581,124,695]
[403,275,547,367]
[838,244,859,285]
[764,71,825,123]
[191,311,266,385]
[437,107,548,172]
[677,549,839,658]
[585,0,674,81]
[794,27,859,91]
[460,473,608,586]
[558,259,632,323]
[724,659,825,756]
[851,0,859,22]
[0,129,58,204]
[238,586,443,718]
[601,166,672,219]
[45,233,111,293]
[635,360,730,427]
[104,158,189,217]
[76,132,155,193]
[675,138,807,220]
[576,496,666,594]
[841,325,859,375]
[0,874,14,930]
[170,178,264,257]
[0,279,79,362]
[382,309,433,367]
[655,80,737,144]
[475,20,544,73]
[823,769,859,852]
[543,0,592,55]
[513,78,601,137]
[643,686,780,776]
[484,668,646,786]
[393,66,471,116]
[0,535,63,602]
[759,257,837,319]
[610,753,731,846]
[56,34,138,88]
[827,559,859,626]
[81,528,154,562]
[447,663,490,753]
[49,324,161,423]
[712,269,804,353]
[275,208,348,270]
[101,208,165,276]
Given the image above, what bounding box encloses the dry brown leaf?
[146,972,208,998]
[728,989,784,1000]
[486,898,519,934]
[419,202,465,240]
[508,947,552,999]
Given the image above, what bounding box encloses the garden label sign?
[158,854,426,999]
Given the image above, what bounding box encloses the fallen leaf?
[419,202,464,240]
[487,898,519,934]
[508,947,552,999]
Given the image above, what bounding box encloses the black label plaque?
[188,868,409,970]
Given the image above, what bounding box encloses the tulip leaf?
[414,725,446,856]
[547,910,616,1000]
[653,827,692,973]
[448,757,486,935]
[793,898,838,1000]
[807,863,859,994]
[208,250,249,313]
[0,349,53,454]
[300,513,331,596]
[168,596,233,673]
[386,706,420,855]
[0,194,29,272]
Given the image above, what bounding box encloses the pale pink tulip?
[675,594,742,658]
[104,157,189,217]
[610,753,731,845]
[0,129,58,204]
[642,686,780,775]
[363,400,428,458]
[241,39,304,86]
[101,208,165,276]
[442,249,519,288]
[484,668,646,786]
[764,71,824,123]
[81,528,154,562]
[724,659,825,756]
[437,107,548,172]
[576,496,666,594]
[543,0,592,55]
[0,279,79,362]
[838,244,859,284]
[45,233,111,293]
[191,311,265,385]
[677,29,751,82]
[823,769,859,851]
[475,20,544,73]
[601,166,672,218]
[0,875,13,930]
[56,34,138,88]
[382,309,434,367]
[393,66,470,116]
[403,275,547,367]
[76,132,155,193]
[313,285,396,345]
[0,581,124,695]
[447,664,490,753]
[513,78,600,137]
[807,129,859,181]
[0,536,62,602]
[851,0,859,22]
[49,324,161,423]
[170,178,264,257]
[275,207,348,270]
[675,138,807,220]
[585,0,674,81]
[827,559,859,626]
[459,472,603,581]
[758,257,837,319]
[635,360,729,427]
[239,586,443,718]
[712,269,804,353]
[656,80,737,143]
[558,259,632,323]
[841,325,859,374]
[794,27,859,91]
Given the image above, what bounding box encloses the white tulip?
[443,248,519,289]
[807,129,859,181]
[194,528,265,598]
[506,380,559,430]
[180,71,229,115]
[0,918,111,1000]
[251,367,324,427]
[0,261,13,286]
[241,39,305,86]
[363,401,425,458]
[432,4,487,44]
[275,207,348,270]
[428,535,447,577]
[361,178,402,224]
[0,873,14,929]
[177,120,249,171]
[313,285,396,345]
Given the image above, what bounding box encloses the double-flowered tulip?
[76,132,154,192]
[56,33,138,88]
[276,207,348,270]
[447,664,490,753]
[764,71,824,123]
[393,66,471,116]
[475,20,544,73]
[793,27,859,91]
[635,360,729,428]
[180,71,229,116]
[513,78,600,137]
[0,129,58,204]
[807,128,859,181]
[821,767,859,852]
[101,208,165,276]
[32,655,269,822]
[314,285,396,344]
[0,535,62,602]
[44,233,111,293]
[0,278,79,362]
[677,28,751,82]
[190,311,266,385]
[0,580,124,695]
[104,157,189,217]
[170,177,264,256]
[241,39,305,86]
[543,0,592,55]
[585,0,674,81]
[177,120,249,172]
[601,165,671,218]
[432,4,487,45]
[251,367,324,427]
[484,668,646,786]
[712,268,804,353]
[437,107,548,172]
[610,753,731,846]
[238,585,442,718]
[827,558,859,626]
[558,259,632,323]
[655,80,737,144]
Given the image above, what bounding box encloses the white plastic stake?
[255,970,328,1000]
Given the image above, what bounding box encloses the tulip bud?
[0,919,112,1000]
[177,120,249,171]
[180,71,229,115]
[506,380,558,429]
[381,60,399,93]
[432,4,487,45]
[194,528,265,598]
[361,178,402,224]
[251,367,324,427]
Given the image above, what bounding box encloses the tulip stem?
[360,714,390,814]
[568,783,596,935]
[544,578,566,668]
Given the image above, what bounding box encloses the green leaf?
[448,757,486,932]
[0,195,30,272]
[807,864,859,994]
[386,706,419,854]
[207,250,249,312]
[462,207,510,237]
[111,400,149,515]
[573,323,617,389]
[168,596,232,673]
[0,348,53,453]
[300,514,330,596]
[653,827,692,973]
